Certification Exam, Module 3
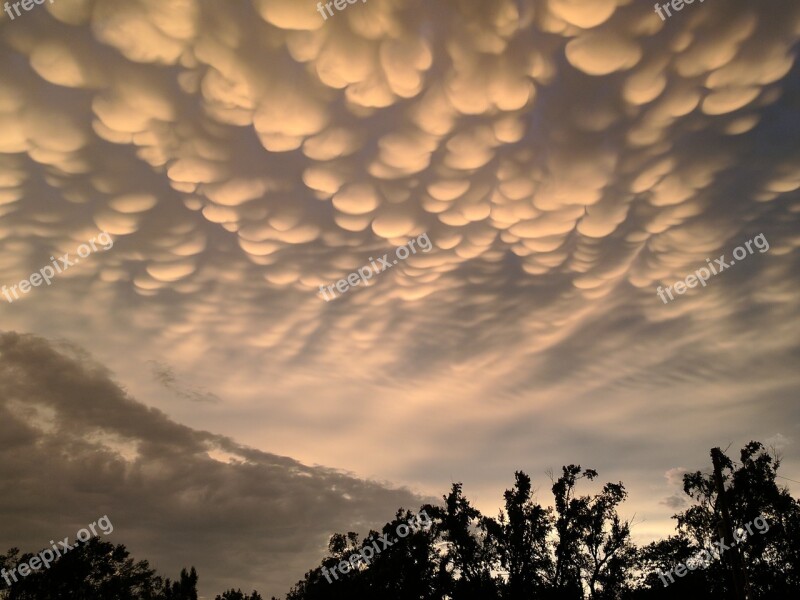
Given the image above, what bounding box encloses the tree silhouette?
[279,443,800,600]
[679,442,798,598]
[426,483,499,599]
[483,471,553,599]
[549,465,634,599]
[164,567,199,600]
[216,589,263,600]
[0,538,177,599]
[634,442,800,599]
[282,508,440,600]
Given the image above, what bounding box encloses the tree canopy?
[281,442,800,600]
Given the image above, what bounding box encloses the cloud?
[766,433,792,451]
[660,467,691,510]
[0,0,799,578]
[664,467,690,488]
[0,332,430,597]
[148,360,221,403]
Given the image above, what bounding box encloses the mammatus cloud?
[0,0,799,577]
[1,0,797,347]
[0,332,429,597]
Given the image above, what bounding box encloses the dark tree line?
[2,442,798,599]
[0,538,262,600]
[281,442,800,600]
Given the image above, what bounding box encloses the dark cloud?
[0,332,430,598]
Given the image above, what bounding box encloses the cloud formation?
[1,0,799,589]
[0,332,428,597]
[149,360,221,403]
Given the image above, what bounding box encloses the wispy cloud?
[148,360,221,404]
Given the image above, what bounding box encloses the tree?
[550,465,635,599]
[352,508,442,599]
[0,538,170,600]
[216,589,263,600]
[483,471,553,599]
[0,538,260,600]
[632,442,800,600]
[164,567,199,600]
[283,508,440,600]
[426,483,500,599]
[677,442,800,599]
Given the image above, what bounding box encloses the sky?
[1,0,800,597]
